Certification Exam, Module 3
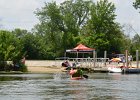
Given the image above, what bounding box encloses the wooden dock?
[25,59,140,73]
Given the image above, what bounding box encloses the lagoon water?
[0,73,140,100]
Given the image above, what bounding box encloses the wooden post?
[125,50,128,68]
[136,50,139,68]
[93,50,96,68]
[104,51,107,58]
[104,51,107,67]
[64,52,66,58]
[76,51,78,58]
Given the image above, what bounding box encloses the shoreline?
[25,60,63,73]
[1,60,139,74]
[3,60,138,74]
[0,67,64,74]
[26,60,140,73]
[27,66,63,73]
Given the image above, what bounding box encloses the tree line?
[0,0,140,71]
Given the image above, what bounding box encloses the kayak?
[108,66,122,73]
[71,77,84,80]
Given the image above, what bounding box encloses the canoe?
[108,66,122,73]
[108,66,140,74]
[122,68,140,74]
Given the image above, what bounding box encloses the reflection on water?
[0,73,140,100]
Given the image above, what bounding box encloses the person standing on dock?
[128,55,132,67]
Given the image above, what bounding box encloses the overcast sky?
[0,0,140,37]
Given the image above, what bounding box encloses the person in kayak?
[69,67,83,78]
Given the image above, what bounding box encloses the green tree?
[21,34,51,59]
[0,30,23,61]
[34,0,128,58]
[34,0,91,58]
[130,34,140,59]
[133,0,140,11]
[12,28,33,58]
[12,28,49,60]
[0,30,23,71]
[81,0,126,56]
[12,28,28,38]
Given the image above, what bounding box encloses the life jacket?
[72,69,83,77]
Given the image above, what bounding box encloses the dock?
[25,59,140,73]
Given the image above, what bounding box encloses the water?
[0,73,140,100]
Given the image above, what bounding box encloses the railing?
[55,57,109,68]
[69,58,109,68]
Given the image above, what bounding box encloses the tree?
[0,30,23,71]
[12,28,31,58]
[0,30,23,61]
[81,0,126,56]
[34,0,128,58]
[133,0,140,11]
[34,0,91,58]
[131,34,140,55]
[12,28,28,38]
[12,29,48,59]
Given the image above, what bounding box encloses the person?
[62,60,71,67]
[61,60,72,71]
[69,68,77,75]
[128,55,132,67]
[21,56,26,65]
[69,67,83,78]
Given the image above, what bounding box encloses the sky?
[0,0,140,37]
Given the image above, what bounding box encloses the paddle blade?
[83,75,88,79]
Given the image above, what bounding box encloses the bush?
[19,62,28,72]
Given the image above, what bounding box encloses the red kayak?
[71,77,84,80]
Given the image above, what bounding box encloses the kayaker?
[69,67,83,78]
[61,60,72,70]
[62,60,71,67]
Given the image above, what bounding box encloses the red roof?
[73,44,95,51]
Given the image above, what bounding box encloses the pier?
[55,57,140,73]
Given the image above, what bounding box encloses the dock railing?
[55,57,109,69]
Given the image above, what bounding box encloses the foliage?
[34,0,91,58]
[81,0,126,56]
[0,30,28,72]
[130,34,140,59]
[0,0,137,62]
[0,30,23,61]
[18,62,28,72]
[133,0,140,10]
